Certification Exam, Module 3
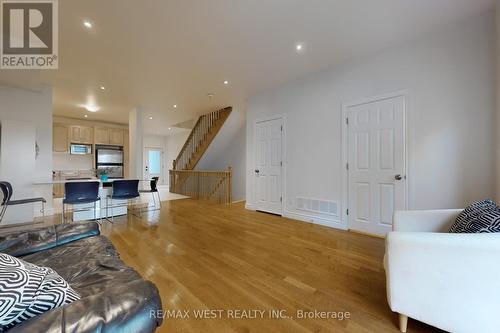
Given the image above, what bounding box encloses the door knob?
[255,169,260,174]
[395,174,402,180]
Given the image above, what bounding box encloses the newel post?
[227,166,232,204]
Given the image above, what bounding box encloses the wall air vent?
[296,197,338,217]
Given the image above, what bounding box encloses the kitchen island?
[33,178,146,221]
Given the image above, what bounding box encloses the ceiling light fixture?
[173,104,177,108]
[99,86,105,90]
[83,21,93,29]
[84,105,100,112]
[295,43,304,52]
[223,80,229,85]
[168,127,172,130]
[84,115,88,118]
[149,116,153,120]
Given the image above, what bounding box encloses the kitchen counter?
[33,178,147,185]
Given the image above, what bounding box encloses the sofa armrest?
[385,232,500,332]
[393,209,462,232]
[9,280,163,333]
[0,222,100,257]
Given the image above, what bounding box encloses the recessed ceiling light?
[223,80,229,85]
[295,43,304,51]
[99,86,105,90]
[173,104,177,108]
[83,21,92,29]
[84,105,99,112]
[149,116,153,120]
[168,127,172,130]
[84,115,88,118]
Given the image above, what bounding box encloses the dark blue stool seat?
[107,180,141,222]
[62,181,101,224]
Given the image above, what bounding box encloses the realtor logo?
[1,0,58,69]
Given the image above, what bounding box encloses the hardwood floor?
[94,199,440,333]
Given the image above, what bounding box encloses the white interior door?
[144,148,164,183]
[255,118,283,215]
[347,95,406,236]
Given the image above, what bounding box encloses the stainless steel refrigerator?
[95,145,124,178]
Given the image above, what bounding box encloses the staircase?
[169,107,233,203]
[173,107,232,171]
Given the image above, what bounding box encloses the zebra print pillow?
[0,253,80,331]
[449,199,500,233]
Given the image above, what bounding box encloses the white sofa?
[385,209,500,333]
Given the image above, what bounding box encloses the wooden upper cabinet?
[109,128,124,146]
[54,123,125,148]
[53,124,69,152]
[69,126,93,144]
[94,127,110,144]
[80,126,93,143]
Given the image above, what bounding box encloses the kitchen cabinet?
[109,128,124,146]
[94,127,110,144]
[53,123,126,148]
[53,124,69,152]
[69,126,93,144]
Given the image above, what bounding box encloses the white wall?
[196,108,246,201]
[246,12,496,228]
[166,131,190,176]
[0,84,53,221]
[129,108,144,179]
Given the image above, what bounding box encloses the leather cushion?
[0,222,100,257]
[0,253,80,331]
[9,236,163,333]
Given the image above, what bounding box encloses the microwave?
[70,144,92,155]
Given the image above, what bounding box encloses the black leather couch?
[0,222,163,332]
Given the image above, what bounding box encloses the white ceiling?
[0,0,495,135]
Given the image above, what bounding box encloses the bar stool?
[62,181,101,224]
[106,179,140,222]
[139,177,162,212]
[0,181,46,226]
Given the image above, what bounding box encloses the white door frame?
[341,90,409,230]
[253,114,286,215]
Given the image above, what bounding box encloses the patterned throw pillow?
[0,253,80,331]
[449,199,500,233]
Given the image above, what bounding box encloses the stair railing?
[169,167,232,204]
[173,107,231,171]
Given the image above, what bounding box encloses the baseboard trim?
[348,229,385,239]
[245,203,256,211]
[283,210,347,230]
[232,199,245,204]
